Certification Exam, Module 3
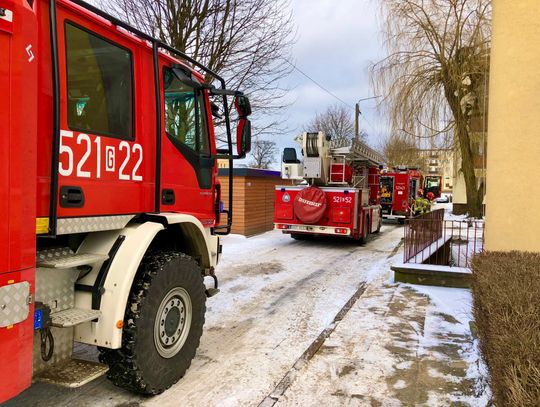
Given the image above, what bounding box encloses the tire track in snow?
[258,234,404,407]
[259,283,367,407]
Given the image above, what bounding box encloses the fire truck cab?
[0,0,251,401]
[275,133,384,243]
[380,167,423,222]
[424,175,443,200]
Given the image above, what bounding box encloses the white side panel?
[281,163,303,180]
[303,157,322,179]
[74,222,164,348]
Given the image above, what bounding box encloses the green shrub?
[471,251,540,407]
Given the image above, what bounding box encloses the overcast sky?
[273,0,387,154]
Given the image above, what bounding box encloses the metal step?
[37,248,109,269]
[35,359,108,388]
[51,308,101,328]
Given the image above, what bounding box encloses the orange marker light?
[116,320,123,329]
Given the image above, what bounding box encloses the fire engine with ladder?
[0,0,252,401]
[274,132,385,242]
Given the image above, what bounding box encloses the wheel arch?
[74,214,217,349]
[146,214,218,271]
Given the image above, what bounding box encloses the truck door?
[51,11,155,218]
[159,65,216,225]
[380,176,394,214]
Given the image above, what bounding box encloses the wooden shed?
[218,168,283,236]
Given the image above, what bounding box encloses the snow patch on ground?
[404,284,491,406]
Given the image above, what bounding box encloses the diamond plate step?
[37,248,108,269]
[51,308,101,328]
[35,359,108,388]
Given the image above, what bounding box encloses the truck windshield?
[163,67,209,155]
[426,178,440,188]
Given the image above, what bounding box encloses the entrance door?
[159,64,217,226]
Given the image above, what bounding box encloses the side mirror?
[234,95,252,117]
[234,94,252,157]
[237,118,252,157]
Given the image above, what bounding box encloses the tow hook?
[205,269,220,298]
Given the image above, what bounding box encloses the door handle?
[59,186,85,208]
[162,189,175,205]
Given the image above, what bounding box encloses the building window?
[65,22,134,140]
[163,67,209,155]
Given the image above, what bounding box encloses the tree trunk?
[456,122,483,218]
[445,87,484,218]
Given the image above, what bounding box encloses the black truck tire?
[99,251,206,395]
[358,216,369,244]
[374,210,382,233]
[290,232,310,240]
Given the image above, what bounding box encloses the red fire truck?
[0,0,251,401]
[275,133,384,242]
[380,167,423,222]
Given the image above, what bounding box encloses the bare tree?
[249,138,278,169]
[371,0,491,217]
[303,104,364,147]
[102,0,295,136]
[381,134,424,170]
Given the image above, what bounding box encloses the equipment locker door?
[159,64,217,225]
[0,0,37,401]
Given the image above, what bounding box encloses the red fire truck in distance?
[380,167,423,222]
[1,0,251,401]
[274,133,384,242]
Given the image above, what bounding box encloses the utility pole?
[355,95,381,139]
[355,103,360,139]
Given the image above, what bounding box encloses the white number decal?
[333,196,352,204]
[59,131,143,181]
[132,144,143,181]
[76,133,91,178]
[59,130,74,176]
[94,137,101,179]
[118,141,131,180]
[105,146,115,172]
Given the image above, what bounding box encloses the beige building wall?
[485,0,540,252]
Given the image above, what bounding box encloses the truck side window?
[65,22,134,140]
[163,67,209,155]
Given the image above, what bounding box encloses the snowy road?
[7,224,405,407]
